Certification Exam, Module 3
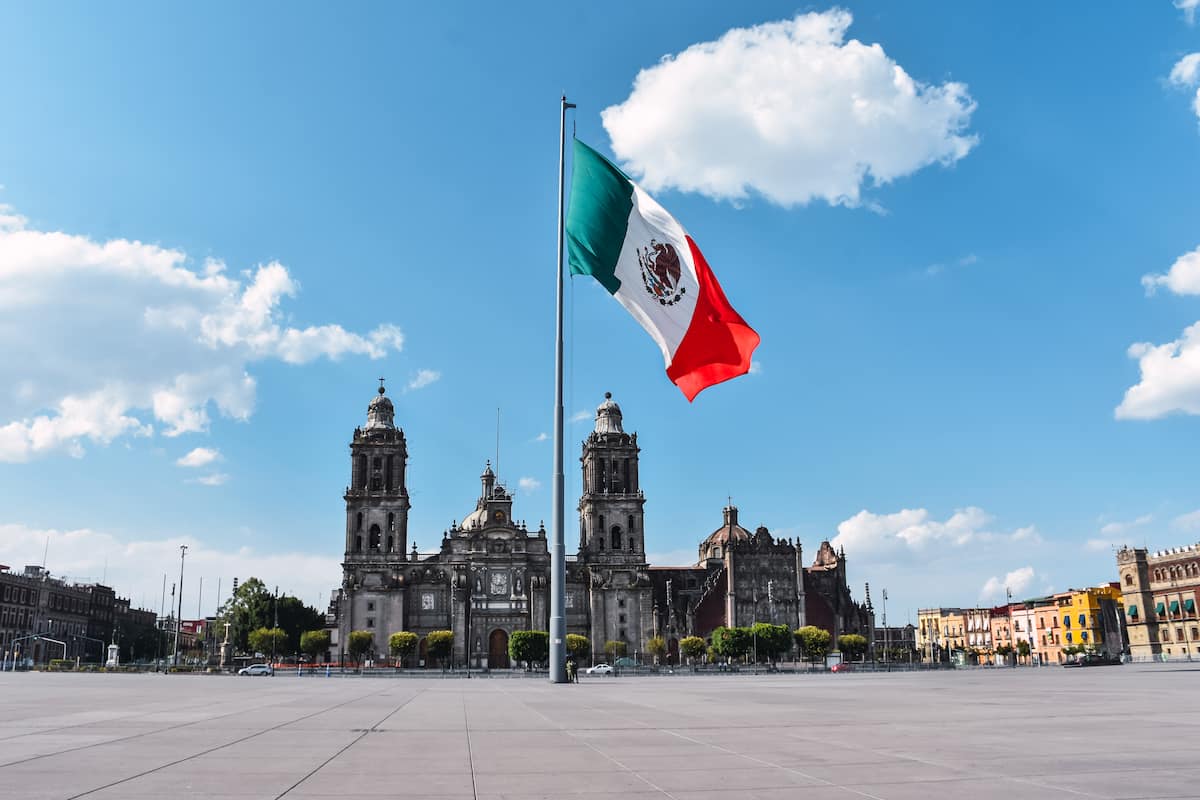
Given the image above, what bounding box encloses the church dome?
[594,392,624,434]
[365,384,395,431]
[701,505,751,557]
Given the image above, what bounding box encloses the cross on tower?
[378,377,386,393]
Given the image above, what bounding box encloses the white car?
[586,663,614,675]
[238,663,273,676]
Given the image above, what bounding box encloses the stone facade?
[1117,543,1200,660]
[335,386,873,666]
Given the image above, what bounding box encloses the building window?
[367,618,375,629]
[1124,573,1133,586]
[629,538,636,553]
[1192,627,1199,640]
[619,628,626,640]
[369,524,381,550]
[619,614,626,624]
[1163,629,1171,642]
[1065,632,1073,643]
[388,512,395,531]
[611,526,623,551]
[1178,628,1185,642]
[356,535,363,552]
[618,599,626,608]
[367,602,375,612]
[356,512,363,531]
[1078,613,1085,626]
[387,536,394,552]
[713,546,722,559]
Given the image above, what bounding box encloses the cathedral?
[332,384,873,667]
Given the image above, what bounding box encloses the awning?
[1156,602,1166,615]
[1186,599,1196,613]
[1170,600,1181,614]
[1127,605,1138,618]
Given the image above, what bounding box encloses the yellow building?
[1055,584,1125,661]
[917,608,965,663]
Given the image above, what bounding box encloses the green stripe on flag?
[566,140,633,295]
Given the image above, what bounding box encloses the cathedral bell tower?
[344,382,410,563]
[578,392,645,564]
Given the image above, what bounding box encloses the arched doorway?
[418,637,428,669]
[488,629,510,669]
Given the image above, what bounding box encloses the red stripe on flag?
[666,236,760,402]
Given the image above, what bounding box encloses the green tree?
[300,630,330,661]
[679,636,706,663]
[347,630,374,666]
[645,636,667,664]
[275,596,324,653]
[388,631,418,667]
[1016,639,1031,661]
[837,633,868,661]
[211,578,323,655]
[566,634,591,661]
[509,630,550,667]
[794,626,832,665]
[752,623,793,661]
[248,627,287,657]
[711,626,752,662]
[603,640,627,662]
[425,630,454,667]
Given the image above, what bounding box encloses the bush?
[751,623,794,661]
[603,640,627,661]
[509,630,549,666]
[300,630,331,660]
[388,631,418,667]
[347,630,374,664]
[794,626,832,664]
[49,658,74,671]
[645,636,666,663]
[248,627,287,657]
[837,633,868,661]
[566,634,591,660]
[711,626,752,661]
[679,636,706,662]
[425,630,454,665]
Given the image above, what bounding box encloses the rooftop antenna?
[41,534,49,569]
[379,376,386,392]
[495,407,501,481]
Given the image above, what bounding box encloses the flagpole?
[550,94,575,684]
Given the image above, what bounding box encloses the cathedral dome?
[701,505,751,558]
[365,384,395,431]
[594,392,624,434]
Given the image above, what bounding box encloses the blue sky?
[2,2,1200,621]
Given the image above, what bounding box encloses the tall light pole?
[173,545,187,667]
[882,588,888,665]
[271,585,279,672]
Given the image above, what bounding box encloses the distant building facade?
[334,386,873,666]
[1118,543,1199,660]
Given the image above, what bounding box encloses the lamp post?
[173,545,187,667]
[271,585,279,674]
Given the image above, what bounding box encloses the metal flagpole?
[550,94,575,684]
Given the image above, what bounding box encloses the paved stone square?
[0,664,1196,800]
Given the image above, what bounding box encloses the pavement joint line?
[59,687,388,800]
[497,685,683,800]
[273,687,425,800]
[0,693,299,770]
[462,693,479,800]
[0,696,225,744]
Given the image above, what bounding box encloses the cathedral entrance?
[488,629,509,669]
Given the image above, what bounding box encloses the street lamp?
[173,545,187,667]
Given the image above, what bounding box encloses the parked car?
[1063,653,1121,668]
[830,663,854,673]
[586,663,614,675]
[238,663,273,676]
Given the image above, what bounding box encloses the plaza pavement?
[0,664,1197,800]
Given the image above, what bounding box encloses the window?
[619,614,626,624]
[629,538,636,552]
[1080,631,1088,642]
[356,535,363,552]
[628,514,635,533]
[369,524,381,550]
[713,546,722,559]
[618,599,626,609]
[611,526,622,551]
[367,618,375,629]
[1125,574,1133,586]
[1065,632,1073,643]
[1192,627,1199,640]
[619,628,626,640]
[367,602,375,612]
[388,512,395,531]
[387,536,394,552]
[1178,628,1185,642]
[1163,629,1171,642]
[1078,614,1086,626]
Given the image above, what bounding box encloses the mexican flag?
[566,140,760,401]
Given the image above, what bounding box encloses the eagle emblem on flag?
[637,239,687,306]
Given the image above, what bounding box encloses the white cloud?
[1098,514,1153,536]
[176,447,220,468]
[190,473,229,487]
[569,410,592,424]
[831,506,1037,558]
[1172,509,1200,530]
[748,360,763,375]
[0,208,403,461]
[1169,53,1200,123]
[0,522,339,614]
[647,548,700,568]
[1116,320,1200,419]
[1142,246,1200,296]
[517,476,541,492]
[1176,0,1200,24]
[601,9,977,208]
[980,566,1035,602]
[406,369,441,391]
[533,432,548,442]
[925,253,979,278]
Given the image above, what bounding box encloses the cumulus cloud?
[601,9,977,208]
[1116,320,1200,419]
[1142,246,1200,296]
[1099,514,1153,536]
[176,447,220,468]
[1169,53,1200,123]
[0,209,402,461]
[980,566,1035,602]
[831,506,1038,558]
[1172,509,1200,530]
[406,369,441,391]
[0,522,339,614]
[517,476,542,492]
[1177,0,1200,25]
[190,473,229,487]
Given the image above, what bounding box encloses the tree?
[509,630,549,667]
[300,630,330,661]
[837,633,868,662]
[566,634,591,661]
[1016,639,1031,662]
[347,630,374,666]
[679,636,706,663]
[248,627,286,657]
[425,630,454,667]
[711,626,752,662]
[794,626,832,665]
[752,623,793,662]
[388,631,418,667]
[645,636,667,664]
[603,640,627,662]
[211,577,323,655]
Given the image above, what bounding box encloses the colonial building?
[334,385,873,667]
[1117,543,1199,660]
